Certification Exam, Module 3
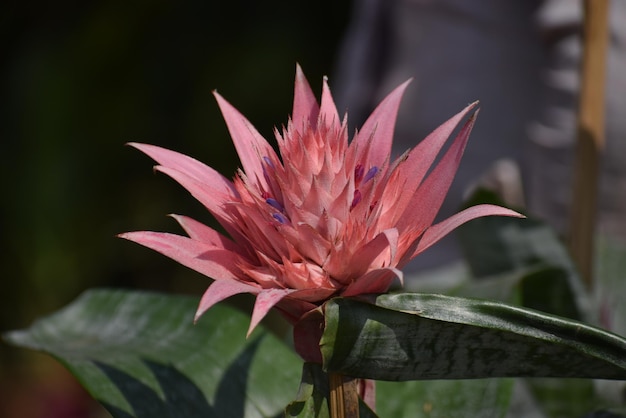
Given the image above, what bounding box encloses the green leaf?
[526,378,596,418]
[321,294,626,381]
[4,289,302,418]
[519,266,582,320]
[456,190,625,415]
[597,238,626,337]
[457,188,538,278]
[457,188,589,319]
[285,363,377,418]
[284,365,514,417]
[285,363,331,418]
[375,379,513,418]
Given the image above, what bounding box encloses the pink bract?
[119,65,523,337]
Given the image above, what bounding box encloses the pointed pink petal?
[154,166,245,243]
[318,77,340,128]
[196,279,260,321]
[169,214,246,256]
[342,267,403,297]
[129,142,237,195]
[397,110,478,234]
[119,231,242,281]
[353,80,411,169]
[407,101,478,182]
[130,144,244,243]
[250,286,336,333]
[248,288,296,337]
[155,165,231,213]
[292,64,320,128]
[351,228,399,275]
[213,92,278,188]
[382,102,478,227]
[411,204,525,257]
[273,289,327,324]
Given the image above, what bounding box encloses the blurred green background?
[1,1,351,416]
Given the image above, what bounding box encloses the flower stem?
[329,372,359,418]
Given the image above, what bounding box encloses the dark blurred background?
[1,1,351,416]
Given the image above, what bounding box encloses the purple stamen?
[351,189,362,210]
[263,156,274,168]
[363,166,379,183]
[266,198,284,212]
[272,213,289,224]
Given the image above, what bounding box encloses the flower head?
[120,65,522,336]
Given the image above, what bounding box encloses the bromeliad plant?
[6,66,626,417]
[118,65,521,347]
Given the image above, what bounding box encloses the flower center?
[351,164,378,209]
[265,197,290,224]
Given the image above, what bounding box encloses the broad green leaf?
[519,267,603,418]
[418,265,584,321]
[321,294,626,381]
[4,289,302,418]
[412,189,586,321]
[456,190,626,416]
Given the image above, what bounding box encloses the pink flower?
[119,65,522,337]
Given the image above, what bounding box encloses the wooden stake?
[329,372,360,418]
[568,0,610,289]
